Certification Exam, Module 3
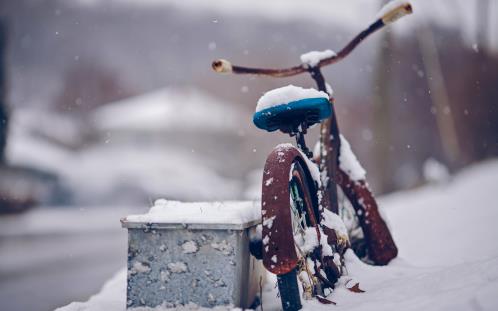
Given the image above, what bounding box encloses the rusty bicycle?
[212,2,412,310]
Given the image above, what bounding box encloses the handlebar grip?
[380,2,413,25]
[212,59,233,73]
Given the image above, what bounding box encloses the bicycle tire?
[276,160,320,311]
[338,186,368,258]
[337,168,398,265]
[277,268,302,311]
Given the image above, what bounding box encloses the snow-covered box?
[121,200,263,309]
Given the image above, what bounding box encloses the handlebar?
[212,2,412,78]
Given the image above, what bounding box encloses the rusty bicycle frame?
[213,3,412,268]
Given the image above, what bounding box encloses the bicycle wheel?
[337,168,398,265]
[276,160,320,311]
[338,186,368,259]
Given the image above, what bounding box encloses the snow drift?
[56,159,498,311]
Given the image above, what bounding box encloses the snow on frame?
[58,160,498,311]
[256,85,328,113]
[339,134,366,181]
[125,199,260,225]
[300,49,337,67]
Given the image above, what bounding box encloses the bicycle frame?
[213,3,411,266]
[213,2,412,214]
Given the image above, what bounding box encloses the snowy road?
[0,207,141,311]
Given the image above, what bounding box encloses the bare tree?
[54,61,133,114]
[0,19,8,164]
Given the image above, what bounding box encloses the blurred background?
[0,0,497,310]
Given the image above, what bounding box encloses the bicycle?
[212,2,412,310]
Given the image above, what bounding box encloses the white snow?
[319,228,334,257]
[339,134,366,181]
[210,240,233,256]
[262,235,270,245]
[256,85,329,113]
[295,146,322,187]
[321,209,348,238]
[298,227,319,254]
[262,215,276,229]
[58,159,498,311]
[94,88,240,133]
[181,241,198,254]
[131,261,151,274]
[249,224,262,242]
[273,143,321,187]
[423,158,450,183]
[167,262,188,273]
[124,200,260,225]
[300,50,336,67]
[325,83,334,96]
[55,269,127,311]
[264,177,274,187]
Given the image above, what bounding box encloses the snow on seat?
[253,85,331,132]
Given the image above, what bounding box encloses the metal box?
[121,201,262,309]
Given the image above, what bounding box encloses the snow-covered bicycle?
[212,2,412,310]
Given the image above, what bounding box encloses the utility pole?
[372,0,394,193]
[476,0,490,52]
[0,18,8,165]
[417,23,460,168]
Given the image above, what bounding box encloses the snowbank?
[94,88,240,133]
[57,159,498,311]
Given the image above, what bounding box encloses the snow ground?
[56,159,498,311]
[94,88,240,133]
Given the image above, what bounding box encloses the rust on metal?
[316,295,337,305]
[336,168,398,265]
[319,98,341,215]
[261,145,316,275]
[320,254,341,286]
[211,12,395,79]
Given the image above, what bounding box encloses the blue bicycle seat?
[253,97,331,133]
